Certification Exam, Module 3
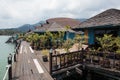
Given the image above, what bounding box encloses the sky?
[0,0,120,29]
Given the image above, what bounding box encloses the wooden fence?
[49,49,120,75]
[49,49,87,74]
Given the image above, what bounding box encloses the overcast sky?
[0,0,120,29]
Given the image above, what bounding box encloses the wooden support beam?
[59,56,61,69]
[49,51,53,75]
[52,64,82,76]
[75,67,82,75]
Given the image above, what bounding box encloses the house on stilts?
[73,8,120,45]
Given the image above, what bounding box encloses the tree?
[74,34,83,50]
[114,36,120,69]
[96,34,114,67]
[44,31,54,48]
[27,33,39,49]
[39,35,47,49]
[57,31,65,48]
[44,31,65,48]
[63,39,73,52]
[96,34,114,54]
[115,36,120,54]
[65,25,71,40]
[24,33,40,49]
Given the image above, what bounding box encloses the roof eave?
[77,24,119,29]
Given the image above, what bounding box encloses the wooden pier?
[12,41,53,80]
[6,40,120,80]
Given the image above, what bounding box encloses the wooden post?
[55,55,57,66]
[18,40,21,50]
[15,40,17,48]
[70,53,72,65]
[16,48,18,54]
[8,54,12,80]
[60,56,61,69]
[86,70,92,80]
[63,54,65,67]
[49,49,53,75]
[73,53,75,64]
[82,66,88,80]
[55,51,57,67]
[82,48,84,63]
[77,52,79,63]
[67,54,69,66]
[14,53,16,62]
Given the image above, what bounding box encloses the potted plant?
[41,49,49,62]
[42,55,48,62]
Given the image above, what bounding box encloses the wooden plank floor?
[35,51,50,72]
[12,41,53,80]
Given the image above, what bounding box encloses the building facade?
[74,9,120,45]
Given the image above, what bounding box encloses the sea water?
[0,36,15,79]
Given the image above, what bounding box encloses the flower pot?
[42,55,48,62]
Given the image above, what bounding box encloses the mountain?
[0,18,87,35]
[0,28,20,35]
[15,19,86,32]
[33,21,46,27]
[16,24,34,32]
[76,18,87,22]
[16,21,46,32]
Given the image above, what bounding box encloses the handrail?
[2,65,11,80]
[3,40,19,80]
[2,52,16,80]
[12,53,15,64]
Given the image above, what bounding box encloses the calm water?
[0,36,15,79]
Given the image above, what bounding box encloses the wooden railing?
[2,40,21,80]
[49,49,120,75]
[49,49,87,74]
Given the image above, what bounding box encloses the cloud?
[0,0,120,28]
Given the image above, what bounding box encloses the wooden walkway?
[12,41,53,80]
